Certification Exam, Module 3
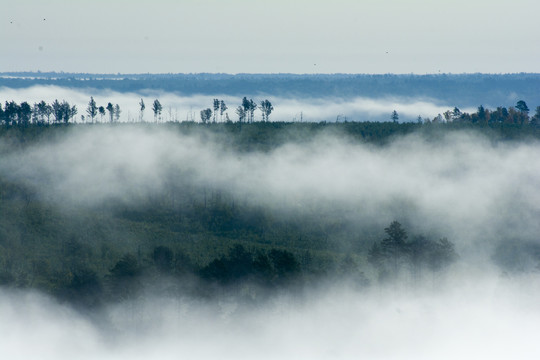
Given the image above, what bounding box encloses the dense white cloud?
[2,276,540,359]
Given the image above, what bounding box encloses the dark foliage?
[369,221,458,282]
[199,244,301,286]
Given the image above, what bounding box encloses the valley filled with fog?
[1,119,540,359]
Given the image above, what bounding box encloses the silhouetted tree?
[452,107,461,121]
[139,98,145,122]
[369,221,457,283]
[516,100,529,114]
[200,108,212,124]
[259,99,274,122]
[52,100,75,124]
[213,99,220,123]
[381,221,408,274]
[391,110,399,122]
[106,102,114,123]
[4,101,19,125]
[219,100,228,122]
[31,103,39,124]
[36,100,52,124]
[52,99,63,123]
[67,104,77,123]
[382,221,407,252]
[235,106,246,123]
[18,102,32,126]
[98,106,106,122]
[241,97,257,123]
[249,99,257,122]
[152,99,162,122]
[476,105,487,124]
[86,97,97,123]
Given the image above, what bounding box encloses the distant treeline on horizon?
[1,72,539,107]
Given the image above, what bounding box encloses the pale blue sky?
[1,0,539,74]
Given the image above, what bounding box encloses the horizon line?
[1,71,540,77]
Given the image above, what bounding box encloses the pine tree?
[86,97,98,123]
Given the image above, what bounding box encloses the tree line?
[0,96,274,125]
[412,99,540,126]
[2,95,539,126]
[0,97,122,125]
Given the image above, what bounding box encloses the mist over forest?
[2,72,540,122]
[1,75,540,358]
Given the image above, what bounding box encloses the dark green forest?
[1,119,540,311]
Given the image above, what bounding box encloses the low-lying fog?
[1,125,540,359]
[0,85,473,122]
[2,276,540,359]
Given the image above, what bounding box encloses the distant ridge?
[1,72,539,107]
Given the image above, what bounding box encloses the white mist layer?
[2,275,540,360]
[0,85,466,122]
[1,121,540,358]
[1,126,539,253]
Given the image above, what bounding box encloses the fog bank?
[2,275,540,360]
[1,122,540,358]
[0,85,471,122]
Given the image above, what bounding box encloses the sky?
[1,0,540,74]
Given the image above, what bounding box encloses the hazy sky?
[1,0,540,74]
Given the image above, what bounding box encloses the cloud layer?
[2,276,540,360]
[0,85,469,122]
